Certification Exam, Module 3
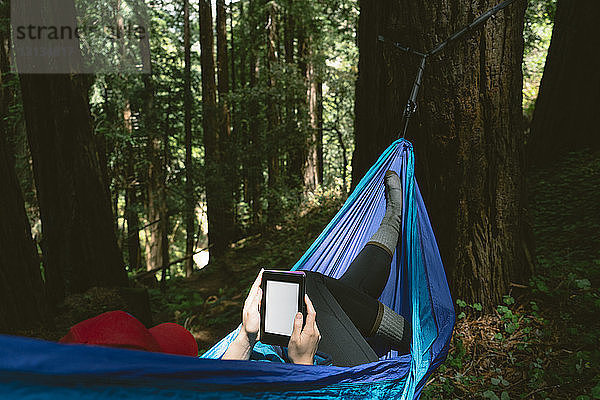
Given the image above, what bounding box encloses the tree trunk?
[184,0,195,276]
[353,0,530,308]
[335,126,348,194]
[101,77,120,232]
[316,77,324,185]
[284,1,303,190]
[298,26,323,193]
[216,0,236,240]
[528,0,600,164]
[200,0,232,258]
[0,134,48,332]
[217,0,230,107]
[145,119,169,277]
[0,12,47,331]
[123,103,142,271]
[238,1,246,95]
[303,60,320,192]
[248,51,263,227]
[265,0,282,223]
[14,0,127,308]
[303,50,323,192]
[230,4,236,93]
[138,9,169,279]
[244,0,264,228]
[18,79,128,305]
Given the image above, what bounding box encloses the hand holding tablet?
[260,270,307,346]
[287,293,320,365]
[224,269,320,363]
[259,270,320,364]
[241,268,264,343]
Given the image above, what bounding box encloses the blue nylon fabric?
[0,139,454,399]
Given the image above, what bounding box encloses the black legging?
[304,244,400,366]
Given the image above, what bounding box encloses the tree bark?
[216,0,236,239]
[284,0,303,190]
[217,0,230,105]
[144,111,169,277]
[354,0,530,307]
[184,0,195,276]
[100,77,120,231]
[528,0,600,164]
[200,0,233,258]
[14,0,127,306]
[18,80,128,305]
[297,23,323,193]
[0,10,47,331]
[316,77,324,185]
[242,0,263,227]
[123,103,142,271]
[303,50,323,192]
[248,49,263,227]
[265,0,282,222]
[137,5,169,279]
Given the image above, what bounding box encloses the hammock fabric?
[0,139,454,399]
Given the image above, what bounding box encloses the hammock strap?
[378,0,518,139]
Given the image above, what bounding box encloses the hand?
[222,269,263,360]
[241,268,263,343]
[288,294,321,365]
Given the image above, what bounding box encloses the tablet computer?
[260,270,306,347]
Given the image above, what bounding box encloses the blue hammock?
[0,139,454,399]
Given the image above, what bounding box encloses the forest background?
[1,0,599,398]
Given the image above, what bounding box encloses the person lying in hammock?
[60,171,409,366]
[223,171,411,367]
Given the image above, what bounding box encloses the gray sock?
[368,170,403,256]
[374,303,411,352]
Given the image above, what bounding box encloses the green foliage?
[523,0,556,117]
[482,389,510,400]
[456,298,482,317]
[591,383,600,399]
[80,0,361,274]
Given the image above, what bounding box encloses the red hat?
[60,311,198,357]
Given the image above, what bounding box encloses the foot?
[366,171,403,257]
[383,170,403,222]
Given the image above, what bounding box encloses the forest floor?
[421,149,600,400]
[27,150,599,399]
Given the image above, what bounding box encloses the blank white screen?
[265,280,299,336]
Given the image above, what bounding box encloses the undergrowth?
[423,149,600,399]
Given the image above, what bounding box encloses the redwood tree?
[528,0,600,164]
[199,0,234,259]
[184,0,195,275]
[216,0,236,240]
[14,0,128,305]
[265,0,282,222]
[0,9,46,330]
[299,32,323,192]
[138,5,170,278]
[353,0,530,307]
[0,121,47,332]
